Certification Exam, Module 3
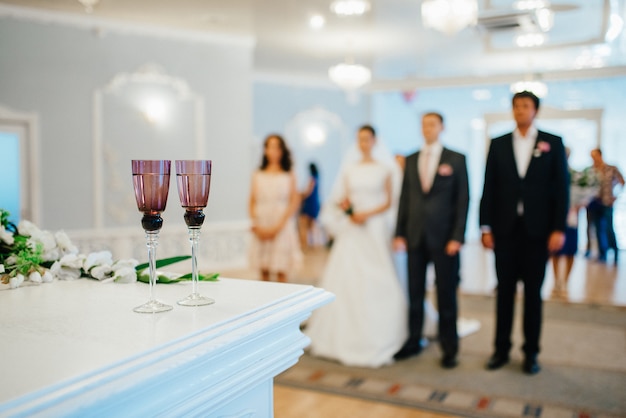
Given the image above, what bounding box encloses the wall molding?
[93,63,206,229]
[0,4,255,48]
[67,220,251,272]
[483,106,604,154]
[366,66,626,92]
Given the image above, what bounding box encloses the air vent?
[477,10,538,32]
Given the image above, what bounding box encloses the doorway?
[0,107,39,226]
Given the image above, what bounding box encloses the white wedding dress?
[306,161,408,368]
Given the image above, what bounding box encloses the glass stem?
[189,227,201,295]
[146,230,159,302]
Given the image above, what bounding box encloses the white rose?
[113,266,137,283]
[55,231,79,255]
[50,261,82,281]
[0,264,4,274]
[42,248,61,263]
[10,274,25,289]
[17,220,40,237]
[90,264,112,280]
[29,271,42,283]
[5,255,17,266]
[42,270,54,283]
[84,251,113,272]
[59,253,86,270]
[112,258,139,271]
[0,225,14,245]
[29,230,58,262]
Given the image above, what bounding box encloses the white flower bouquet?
[570,167,600,207]
[0,209,218,289]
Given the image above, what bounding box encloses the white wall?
[0,14,254,232]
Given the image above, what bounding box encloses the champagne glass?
[175,160,214,306]
[131,160,173,313]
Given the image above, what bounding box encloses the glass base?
[133,300,173,313]
[177,293,215,307]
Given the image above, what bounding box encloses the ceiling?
[1,0,625,90]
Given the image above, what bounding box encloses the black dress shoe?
[522,356,541,375]
[393,345,422,361]
[441,354,458,369]
[486,353,509,370]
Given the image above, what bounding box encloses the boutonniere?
[533,141,551,157]
[438,163,453,176]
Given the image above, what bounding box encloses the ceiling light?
[605,13,624,42]
[421,0,478,35]
[513,0,549,10]
[515,32,546,47]
[328,62,371,90]
[472,89,492,101]
[510,80,548,98]
[309,15,326,29]
[78,0,99,13]
[330,0,371,16]
[535,8,554,31]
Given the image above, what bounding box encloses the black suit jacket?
[396,148,469,250]
[479,130,569,239]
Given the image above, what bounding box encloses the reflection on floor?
[223,242,626,307]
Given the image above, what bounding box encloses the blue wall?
[253,82,370,202]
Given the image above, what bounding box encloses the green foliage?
[136,272,219,284]
[135,255,220,284]
[0,209,10,229]
[135,255,191,272]
[0,209,44,281]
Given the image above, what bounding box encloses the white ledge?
[0,278,333,417]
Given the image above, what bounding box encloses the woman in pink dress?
[249,134,302,282]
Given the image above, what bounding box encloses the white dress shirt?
[418,141,443,192]
[512,125,538,215]
[512,125,538,178]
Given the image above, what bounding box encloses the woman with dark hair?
[249,134,302,282]
[298,162,321,249]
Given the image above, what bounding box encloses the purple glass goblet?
[131,160,173,313]
[175,160,214,306]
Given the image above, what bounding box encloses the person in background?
[393,112,469,369]
[480,91,568,375]
[550,147,579,298]
[248,134,302,282]
[588,148,624,263]
[298,162,321,250]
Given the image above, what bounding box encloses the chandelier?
[328,62,372,90]
[421,0,478,35]
[330,0,371,16]
[77,0,99,13]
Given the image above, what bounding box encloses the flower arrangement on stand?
[570,167,600,207]
[0,209,218,290]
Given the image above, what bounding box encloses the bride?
[305,125,409,368]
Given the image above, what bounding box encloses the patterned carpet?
[276,295,626,418]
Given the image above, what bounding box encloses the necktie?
[420,149,432,193]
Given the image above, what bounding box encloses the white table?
[0,278,333,417]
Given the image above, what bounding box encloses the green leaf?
[177,272,220,281]
[136,271,219,284]
[135,255,191,272]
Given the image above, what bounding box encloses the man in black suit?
[480,91,568,375]
[394,112,469,369]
